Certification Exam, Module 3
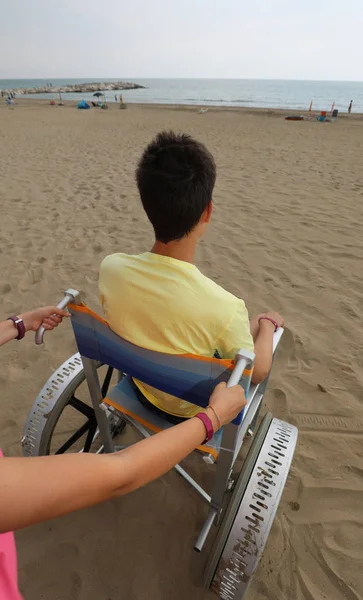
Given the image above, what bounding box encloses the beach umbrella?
[93,92,103,98]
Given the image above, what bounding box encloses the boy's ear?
[204,201,213,223]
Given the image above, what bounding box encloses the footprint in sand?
[19,239,32,249]
[340,299,359,320]
[279,327,318,373]
[1,418,17,430]
[1,283,11,294]
[92,243,104,254]
[30,267,44,285]
[268,388,289,417]
[110,201,120,212]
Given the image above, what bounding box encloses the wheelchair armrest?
[228,349,255,425]
[272,327,284,354]
[230,328,284,425]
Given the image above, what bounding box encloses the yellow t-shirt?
[99,252,254,418]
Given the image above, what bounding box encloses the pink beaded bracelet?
[259,316,279,332]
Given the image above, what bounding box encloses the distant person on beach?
[348,100,353,113]
[0,305,245,599]
[114,94,117,102]
[99,131,283,421]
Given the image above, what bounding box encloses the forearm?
[0,416,207,533]
[0,320,18,346]
[249,316,260,342]
[252,320,274,383]
[0,308,68,348]
[108,415,208,497]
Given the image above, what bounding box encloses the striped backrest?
[69,303,251,422]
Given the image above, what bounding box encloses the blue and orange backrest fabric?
[69,303,253,425]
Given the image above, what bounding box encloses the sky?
[1,0,362,81]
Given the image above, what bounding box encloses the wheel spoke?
[101,366,114,397]
[55,420,92,454]
[83,421,98,453]
[69,395,95,418]
[27,357,126,456]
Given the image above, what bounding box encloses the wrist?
[6,316,26,340]
[18,313,31,333]
[192,415,210,444]
[194,412,214,444]
[259,317,276,332]
[205,406,221,431]
[5,319,18,340]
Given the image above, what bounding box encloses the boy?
[99,131,283,418]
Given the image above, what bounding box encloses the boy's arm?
[250,315,260,342]
[252,320,275,383]
[217,304,284,385]
[250,312,284,383]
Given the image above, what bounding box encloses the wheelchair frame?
[22,289,298,599]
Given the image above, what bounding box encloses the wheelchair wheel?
[204,413,298,599]
[22,352,126,457]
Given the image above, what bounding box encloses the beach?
[1,99,362,600]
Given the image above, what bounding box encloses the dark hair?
[136,131,216,243]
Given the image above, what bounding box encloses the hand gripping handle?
[35,288,80,345]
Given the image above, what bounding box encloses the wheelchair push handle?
[227,328,282,388]
[35,288,80,345]
[227,349,255,388]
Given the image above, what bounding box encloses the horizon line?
[1,76,363,84]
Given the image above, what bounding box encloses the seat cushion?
[104,376,223,460]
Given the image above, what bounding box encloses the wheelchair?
[22,289,298,599]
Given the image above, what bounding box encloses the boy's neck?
[151,236,197,264]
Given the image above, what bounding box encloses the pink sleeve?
[0,450,23,600]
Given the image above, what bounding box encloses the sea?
[1,78,363,112]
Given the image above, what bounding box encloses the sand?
[0,99,362,600]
